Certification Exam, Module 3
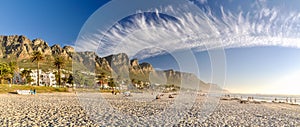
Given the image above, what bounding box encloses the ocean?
[228,93,300,105]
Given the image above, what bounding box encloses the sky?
[1,0,300,95]
[225,47,300,94]
[141,46,300,95]
[0,0,109,46]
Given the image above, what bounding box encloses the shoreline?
[221,94,300,106]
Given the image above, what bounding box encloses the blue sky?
[141,46,300,94]
[225,47,300,94]
[0,0,109,46]
[1,0,300,95]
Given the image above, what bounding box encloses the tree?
[67,74,74,87]
[62,76,68,86]
[31,51,44,86]
[53,55,65,87]
[21,69,32,85]
[73,71,85,87]
[8,61,18,84]
[84,77,94,88]
[97,72,107,89]
[131,79,137,84]
[108,78,116,88]
[137,80,143,89]
[26,77,34,85]
[0,63,11,84]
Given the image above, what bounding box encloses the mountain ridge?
[0,35,219,91]
[0,35,73,59]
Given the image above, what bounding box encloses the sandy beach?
[0,93,97,126]
[0,93,299,126]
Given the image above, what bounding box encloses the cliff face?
[130,59,153,74]
[94,54,154,79]
[0,35,73,59]
[0,35,33,59]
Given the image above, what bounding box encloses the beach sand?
[0,93,97,126]
[0,93,299,126]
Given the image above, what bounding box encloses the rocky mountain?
[0,35,73,59]
[88,53,209,90]
[0,35,215,90]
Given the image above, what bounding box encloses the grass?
[99,89,114,93]
[74,88,118,93]
[0,84,69,94]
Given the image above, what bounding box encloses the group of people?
[111,89,120,95]
[285,97,296,103]
[30,89,36,95]
[247,96,254,101]
[274,97,297,103]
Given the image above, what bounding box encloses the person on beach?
[112,89,114,95]
[115,90,118,95]
[30,89,34,95]
[295,99,296,103]
[286,97,288,103]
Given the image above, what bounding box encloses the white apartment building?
[21,69,57,87]
[41,72,57,87]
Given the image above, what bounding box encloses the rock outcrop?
[0,35,33,59]
[0,35,73,59]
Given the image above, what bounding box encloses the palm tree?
[0,63,11,84]
[53,55,65,87]
[31,51,44,86]
[8,61,18,84]
[21,69,32,85]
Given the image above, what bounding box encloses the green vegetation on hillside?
[0,57,73,71]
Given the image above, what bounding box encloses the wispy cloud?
[76,0,300,59]
[198,0,207,4]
